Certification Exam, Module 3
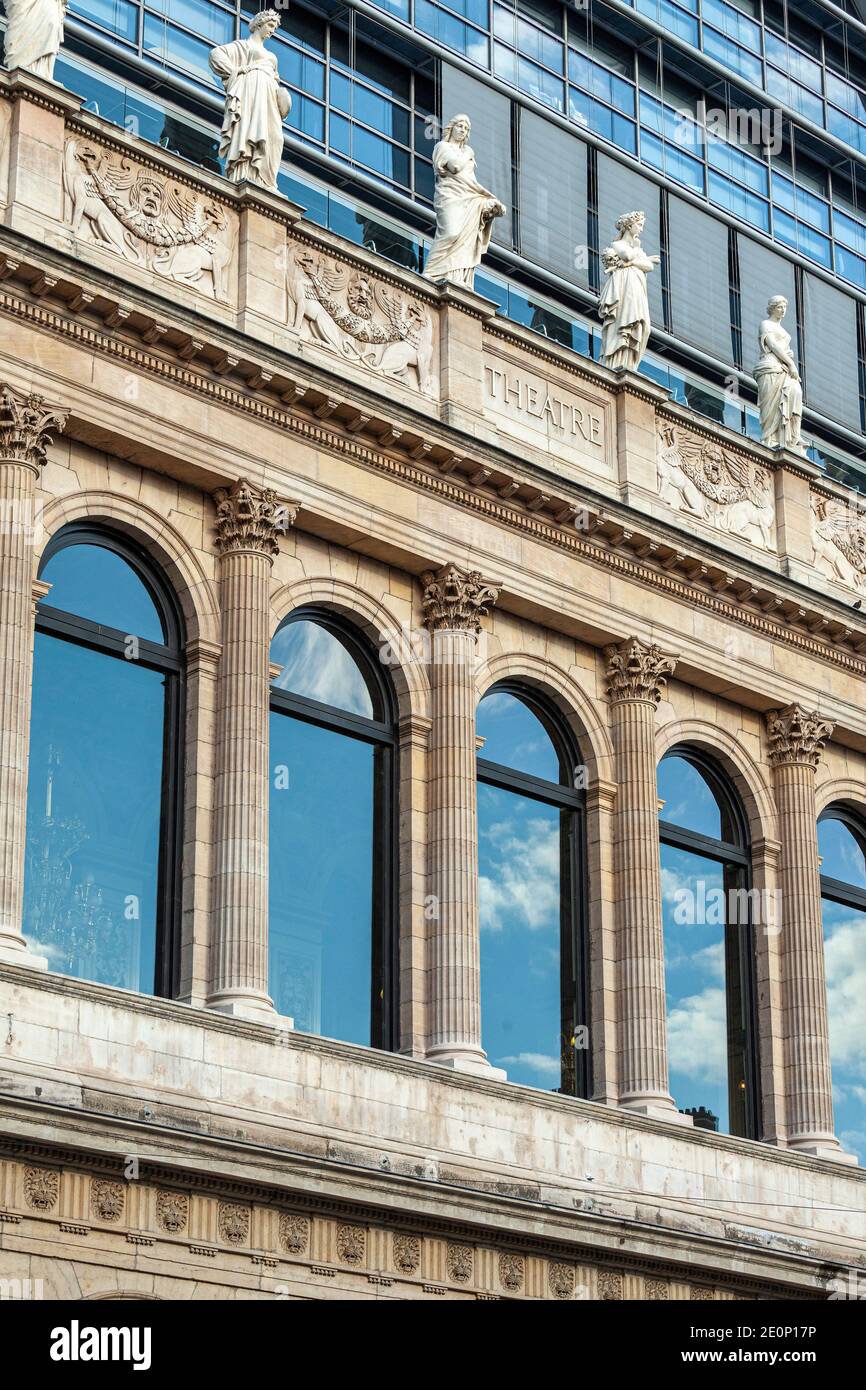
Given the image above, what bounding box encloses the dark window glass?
[269,614,395,1047]
[477,687,586,1096]
[23,535,182,997]
[658,750,758,1138]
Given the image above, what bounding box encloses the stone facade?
[0,70,865,1301]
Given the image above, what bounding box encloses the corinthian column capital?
[421,563,499,633]
[0,383,68,472]
[213,477,298,557]
[766,704,834,769]
[605,636,677,706]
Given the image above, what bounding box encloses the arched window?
[658,749,759,1138]
[24,527,184,995]
[476,685,587,1096]
[269,609,396,1049]
[818,807,866,1165]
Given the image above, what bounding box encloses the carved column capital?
[0,383,67,473]
[421,563,499,634]
[766,704,834,769]
[213,478,297,558]
[605,637,676,706]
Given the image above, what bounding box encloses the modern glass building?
[2,0,864,480]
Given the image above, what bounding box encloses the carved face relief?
[131,177,165,220]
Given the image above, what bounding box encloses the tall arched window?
[269,609,397,1049]
[476,685,587,1096]
[818,807,866,1165]
[658,749,759,1138]
[24,526,184,995]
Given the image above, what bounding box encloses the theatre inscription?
[482,360,609,479]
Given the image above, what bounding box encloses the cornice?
[3,287,866,681]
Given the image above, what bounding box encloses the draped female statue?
[423,114,506,289]
[210,10,291,192]
[754,295,804,454]
[2,0,66,81]
[598,210,659,372]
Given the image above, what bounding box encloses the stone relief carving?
[336,1223,366,1266]
[213,478,295,557]
[657,424,775,551]
[91,1179,124,1223]
[645,1277,669,1300]
[63,139,235,303]
[691,1286,715,1300]
[285,242,435,395]
[548,1262,576,1300]
[498,1253,525,1293]
[392,1233,421,1274]
[155,1191,188,1234]
[218,1202,250,1246]
[2,0,65,82]
[23,1166,59,1211]
[446,1242,473,1284]
[279,1213,310,1255]
[811,494,866,591]
[597,1270,624,1301]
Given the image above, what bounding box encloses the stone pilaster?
[422,563,502,1075]
[207,479,297,1022]
[606,637,690,1122]
[0,384,67,967]
[766,705,855,1162]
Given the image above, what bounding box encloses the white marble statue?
[423,114,506,289]
[209,10,291,192]
[2,0,66,81]
[754,294,804,454]
[598,210,659,372]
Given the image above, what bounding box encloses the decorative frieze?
[286,240,436,395]
[498,1253,525,1293]
[63,137,236,303]
[279,1213,310,1256]
[392,1233,421,1274]
[155,1190,189,1234]
[597,1271,624,1301]
[421,563,500,634]
[91,1179,124,1223]
[657,423,775,552]
[605,636,677,707]
[548,1262,576,1300]
[645,1277,669,1300]
[446,1243,474,1285]
[212,477,295,558]
[0,382,67,470]
[811,494,866,591]
[336,1223,366,1267]
[765,705,834,769]
[218,1203,250,1247]
[23,1166,59,1212]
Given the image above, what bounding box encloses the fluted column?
[207,479,296,1021]
[423,563,502,1075]
[0,384,67,967]
[767,706,854,1162]
[606,637,689,1121]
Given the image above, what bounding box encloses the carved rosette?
[498,1253,525,1293]
[645,1277,669,1300]
[213,478,297,558]
[23,1167,59,1212]
[279,1213,310,1256]
[218,1202,250,1246]
[392,1233,421,1275]
[548,1262,576,1300]
[0,383,68,473]
[446,1242,474,1284]
[597,1270,624,1301]
[421,563,500,634]
[605,637,677,706]
[336,1223,366,1266]
[91,1179,125,1223]
[766,705,834,769]
[156,1190,189,1234]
